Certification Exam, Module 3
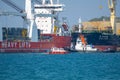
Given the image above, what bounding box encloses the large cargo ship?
[0,0,71,53]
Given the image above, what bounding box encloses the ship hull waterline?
[70,45,116,52]
[0,35,71,53]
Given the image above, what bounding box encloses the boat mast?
[78,18,82,33]
[108,0,116,34]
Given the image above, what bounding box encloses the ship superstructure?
[34,0,64,34]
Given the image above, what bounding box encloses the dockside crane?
[108,0,117,34]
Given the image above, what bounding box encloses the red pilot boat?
[49,47,68,54]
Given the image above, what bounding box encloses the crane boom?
[1,0,24,13]
[0,11,26,17]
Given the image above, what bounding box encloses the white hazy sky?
[0,0,120,27]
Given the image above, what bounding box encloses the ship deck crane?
[0,0,26,41]
[108,0,117,34]
[0,0,39,42]
[1,0,24,12]
[0,0,64,41]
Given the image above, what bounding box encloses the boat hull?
[94,45,116,52]
[49,51,68,54]
[49,47,68,54]
[0,34,71,53]
[70,45,116,52]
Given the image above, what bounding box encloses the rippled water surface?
[0,52,120,80]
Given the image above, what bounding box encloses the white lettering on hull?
[2,42,31,48]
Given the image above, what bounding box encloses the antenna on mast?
[78,17,82,33]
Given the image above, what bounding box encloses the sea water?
[0,52,120,80]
